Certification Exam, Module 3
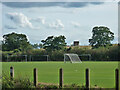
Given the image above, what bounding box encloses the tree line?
[1,26,119,61]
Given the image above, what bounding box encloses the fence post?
[86,68,90,89]
[10,66,14,80]
[34,68,38,87]
[115,69,119,90]
[59,68,63,88]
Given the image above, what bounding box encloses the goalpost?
[64,53,82,63]
[7,55,27,62]
[30,55,49,61]
[79,54,91,61]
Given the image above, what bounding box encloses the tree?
[0,41,2,50]
[89,26,114,48]
[2,32,31,51]
[41,35,66,52]
[32,43,43,49]
[32,43,39,49]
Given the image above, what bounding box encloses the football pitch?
[2,61,119,88]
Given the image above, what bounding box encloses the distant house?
[73,41,79,46]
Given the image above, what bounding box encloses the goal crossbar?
[79,54,91,61]
[29,55,49,61]
[7,55,27,62]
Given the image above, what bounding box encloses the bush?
[14,77,33,88]
[2,73,14,88]
[49,50,64,61]
[2,73,34,89]
[108,45,119,61]
[90,47,109,61]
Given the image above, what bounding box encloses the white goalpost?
[7,55,27,62]
[30,55,49,61]
[64,53,82,63]
[79,54,91,61]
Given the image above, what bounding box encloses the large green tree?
[41,35,66,52]
[2,32,31,51]
[89,26,114,48]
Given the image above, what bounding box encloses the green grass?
[2,61,119,88]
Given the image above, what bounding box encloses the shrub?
[2,73,14,88]
[49,50,64,61]
[108,45,119,61]
[2,73,34,89]
[14,76,34,88]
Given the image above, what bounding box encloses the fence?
[10,66,119,89]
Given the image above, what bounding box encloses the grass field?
[2,61,119,88]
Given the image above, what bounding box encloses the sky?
[0,0,119,45]
[118,2,120,43]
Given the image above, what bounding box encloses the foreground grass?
[2,61,119,88]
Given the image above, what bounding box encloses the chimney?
[73,41,79,46]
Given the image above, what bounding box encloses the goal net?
[7,55,27,62]
[64,54,82,63]
[79,54,91,61]
[30,55,49,61]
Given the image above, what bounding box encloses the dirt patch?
[38,82,58,86]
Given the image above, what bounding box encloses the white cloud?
[6,12,33,28]
[49,19,64,29]
[6,12,40,30]
[31,17,45,24]
[71,21,81,27]
[0,36,3,41]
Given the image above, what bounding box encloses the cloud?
[49,19,64,29]
[31,17,45,24]
[6,12,33,28]
[3,2,104,8]
[6,13,64,30]
[31,17,65,30]
[4,25,17,29]
[6,12,40,30]
[0,36,3,41]
[71,22,81,28]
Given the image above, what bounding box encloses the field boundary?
[9,66,119,89]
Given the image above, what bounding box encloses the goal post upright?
[25,55,27,62]
[7,55,9,62]
[47,55,48,61]
[88,54,91,61]
[64,54,65,63]
[47,55,49,61]
[43,55,49,61]
[29,55,31,61]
